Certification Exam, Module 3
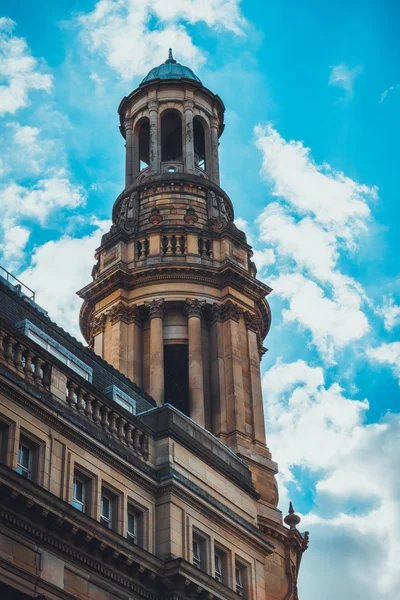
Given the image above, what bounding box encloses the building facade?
[0,52,308,600]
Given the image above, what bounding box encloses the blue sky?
[1,1,399,598]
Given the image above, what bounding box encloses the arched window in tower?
[161,111,183,163]
[193,117,206,171]
[138,117,150,171]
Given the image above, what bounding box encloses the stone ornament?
[244,311,259,333]
[91,313,107,336]
[145,298,165,319]
[149,205,162,225]
[108,302,142,326]
[184,206,198,224]
[184,298,206,319]
[209,300,243,324]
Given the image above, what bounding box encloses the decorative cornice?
[78,263,272,342]
[184,299,206,319]
[145,299,165,319]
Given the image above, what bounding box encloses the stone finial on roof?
[284,501,301,530]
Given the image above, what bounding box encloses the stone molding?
[145,298,165,319]
[184,298,206,319]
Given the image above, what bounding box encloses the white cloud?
[77,0,245,81]
[1,172,86,227]
[257,202,337,281]
[376,295,400,331]
[253,125,375,358]
[263,360,400,599]
[271,273,369,360]
[254,125,376,245]
[0,18,52,115]
[18,220,110,339]
[0,224,30,270]
[3,122,48,173]
[379,83,400,103]
[366,342,400,384]
[329,64,362,96]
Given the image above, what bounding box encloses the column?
[183,99,195,173]
[221,301,245,436]
[244,312,266,446]
[125,119,133,188]
[209,304,226,436]
[145,299,165,404]
[185,299,205,427]
[210,115,220,186]
[148,100,159,174]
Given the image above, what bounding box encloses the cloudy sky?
[1,1,399,597]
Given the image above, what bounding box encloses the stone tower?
[78,49,275,505]
[71,50,309,598]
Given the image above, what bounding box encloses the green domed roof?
[141,49,202,85]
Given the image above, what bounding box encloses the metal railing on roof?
[0,265,35,301]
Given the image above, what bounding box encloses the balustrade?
[198,236,212,258]
[65,376,149,459]
[161,234,186,255]
[135,238,149,259]
[0,325,51,389]
[0,322,149,461]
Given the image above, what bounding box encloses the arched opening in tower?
[193,117,206,170]
[161,112,183,162]
[138,117,150,171]
[164,344,189,416]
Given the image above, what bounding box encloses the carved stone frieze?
[184,298,206,319]
[145,298,165,319]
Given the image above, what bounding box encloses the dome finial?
[165,48,176,64]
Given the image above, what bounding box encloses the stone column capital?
[145,299,165,320]
[91,313,107,336]
[107,302,142,326]
[184,298,206,319]
[220,300,243,323]
[183,99,195,111]
[148,99,159,113]
[244,310,259,333]
[124,119,133,131]
[210,116,219,130]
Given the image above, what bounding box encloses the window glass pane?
[101,496,110,518]
[19,445,30,468]
[74,479,84,502]
[128,512,136,535]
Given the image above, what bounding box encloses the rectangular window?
[236,566,244,596]
[215,553,223,583]
[72,475,86,512]
[127,511,137,543]
[193,539,201,568]
[0,421,9,464]
[192,532,207,572]
[101,494,112,529]
[17,442,32,479]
